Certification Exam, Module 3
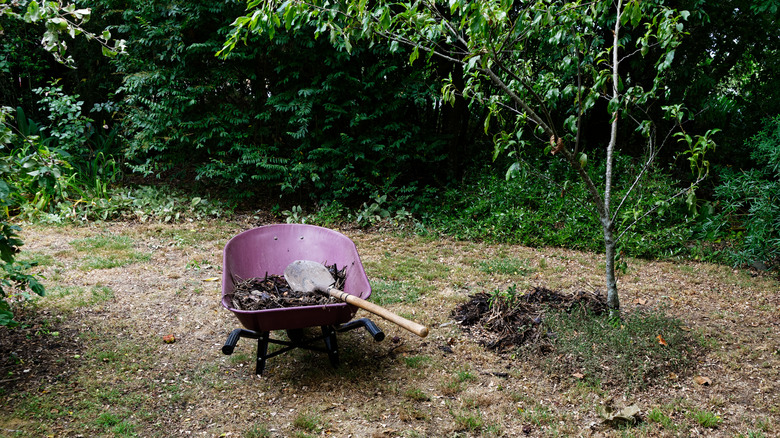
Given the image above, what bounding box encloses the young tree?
[222,0,716,317]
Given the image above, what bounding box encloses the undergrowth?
[420,157,696,261]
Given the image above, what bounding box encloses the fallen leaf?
[550,136,564,155]
[163,334,176,344]
[694,375,712,386]
[657,334,667,346]
[600,404,641,427]
[572,372,585,379]
[668,372,678,380]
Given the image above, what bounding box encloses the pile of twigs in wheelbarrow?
[228,263,347,311]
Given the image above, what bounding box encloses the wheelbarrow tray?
[221,224,371,332]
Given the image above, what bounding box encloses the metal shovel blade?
[284,260,335,294]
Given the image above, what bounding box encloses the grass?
[693,409,722,428]
[292,411,327,433]
[451,408,483,432]
[537,307,696,389]
[5,221,779,438]
[244,424,272,438]
[70,234,151,270]
[43,284,116,312]
[403,355,432,369]
[403,387,431,402]
[477,257,533,276]
[517,404,556,427]
[370,279,421,305]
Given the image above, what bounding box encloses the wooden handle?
[328,288,429,338]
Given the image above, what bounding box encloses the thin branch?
[483,67,553,138]
[574,35,583,156]
[615,174,707,242]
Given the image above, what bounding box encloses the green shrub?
[113,1,450,203]
[703,115,780,269]
[423,153,693,260]
[0,108,45,327]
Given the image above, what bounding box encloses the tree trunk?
[603,219,620,317]
[601,0,624,319]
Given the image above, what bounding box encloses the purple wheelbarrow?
[221,224,384,374]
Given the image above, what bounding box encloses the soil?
[1,219,778,437]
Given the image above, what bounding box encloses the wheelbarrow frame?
[220,224,383,374]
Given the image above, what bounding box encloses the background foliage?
[1,0,779,324]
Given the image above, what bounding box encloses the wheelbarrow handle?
[328,288,429,338]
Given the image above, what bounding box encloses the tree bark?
[603,0,623,318]
[603,220,620,317]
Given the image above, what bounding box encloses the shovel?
[284,260,429,338]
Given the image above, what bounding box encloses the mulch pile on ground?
[228,264,347,310]
[452,286,607,352]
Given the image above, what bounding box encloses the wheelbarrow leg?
[321,326,339,368]
[256,331,270,375]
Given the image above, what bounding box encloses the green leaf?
[26,0,41,22]
[283,4,296,29]
[505,162,521,180]
[578,153,588,168]
[102,46,118,57]
[409,46,419,65]
[0,302,18,327]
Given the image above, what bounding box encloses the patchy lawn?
[1,219,778,437]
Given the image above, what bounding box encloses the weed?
[692,409,722,428]
[185,258,213,271]
[488,283,524,309]
[647,407,675,430]
[292,411,326,432]
[244,424,272,438]
[404,387,431,402]
[403,355,432,369]
[455,369,476,383]
[451,409,483,432]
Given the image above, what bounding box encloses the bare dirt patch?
[1,220,778,437]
